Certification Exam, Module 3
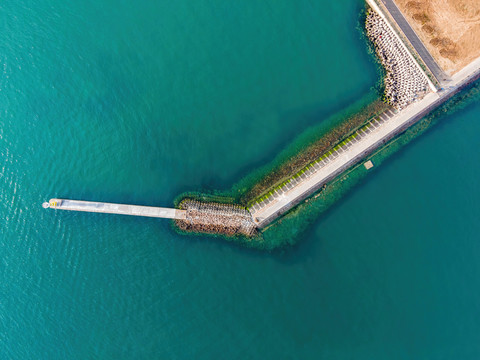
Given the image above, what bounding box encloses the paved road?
[379,0,449,84]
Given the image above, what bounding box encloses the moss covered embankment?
[242,99,389,205]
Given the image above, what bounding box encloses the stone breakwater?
[175,200,257,237]
[366,9,429,109]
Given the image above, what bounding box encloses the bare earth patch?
[394,0,480,74]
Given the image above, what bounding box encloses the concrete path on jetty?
[44,199,186,220]
[250,57,480,228]
[377,0,448,83]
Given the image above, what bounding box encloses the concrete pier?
[45,198,186,220]
[43,3,480,235]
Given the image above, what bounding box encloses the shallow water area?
[2,0,480,359]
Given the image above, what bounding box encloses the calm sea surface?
[1,0,480,358]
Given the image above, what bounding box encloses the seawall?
[251,69,480,228]
[247,6,480,228]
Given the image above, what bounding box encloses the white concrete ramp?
[44,198,186,220]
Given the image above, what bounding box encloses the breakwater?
[182,5,480,233]
[247,57,480,229]
[45,2,480,240]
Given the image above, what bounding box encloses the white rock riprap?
[366,9,429,109]
[175,199,257,236]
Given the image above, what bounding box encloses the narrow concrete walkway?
[45,199,186,220]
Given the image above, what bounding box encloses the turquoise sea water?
[2,0,480,358]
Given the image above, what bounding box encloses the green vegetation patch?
[246,100,390,208]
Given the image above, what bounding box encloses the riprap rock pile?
[176,199,257,237]
[366,9,429,109]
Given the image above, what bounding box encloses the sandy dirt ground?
[394,0,480,74]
